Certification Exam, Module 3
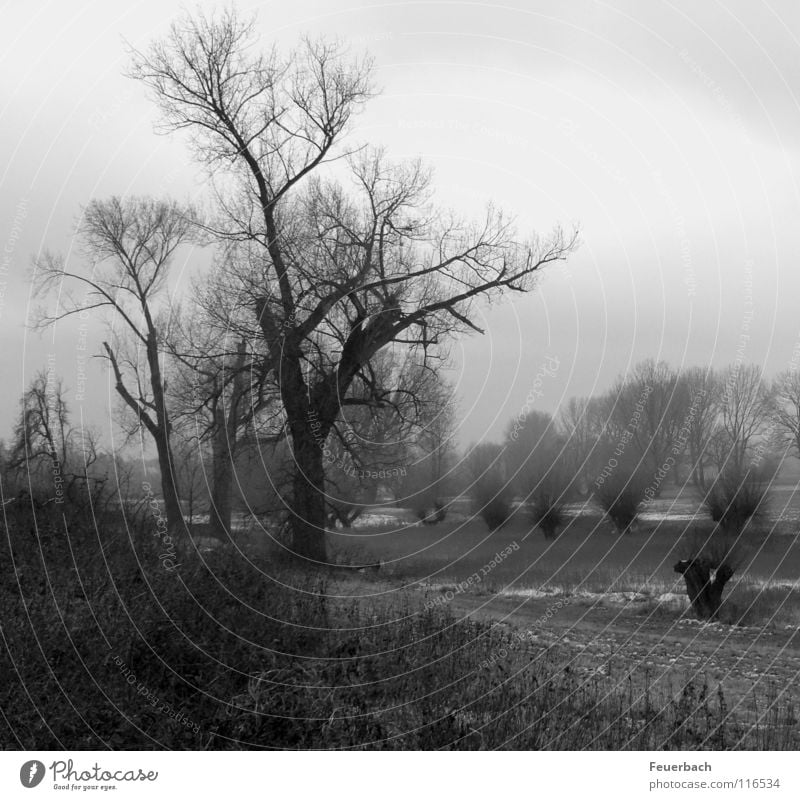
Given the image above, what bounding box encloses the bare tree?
[504,410,558,491]
[130,9,577,561]
[558,395,605,496]
[463,441,512,531]
[715,364,772,474]
[602,360,687,493]
[35,196,197,530]
[505,412,571,538]
[679,366,721,493]
[635,359,687,484]
[9,370,100,505]
[169,303,274,539]
[771,368,800,461]
[705,465,773,536]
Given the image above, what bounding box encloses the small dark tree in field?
[504,410,558,489]
[466,442,512,531]
[530,493,565,540]
[674,533,741,620]
[704,465,772,536]
[505,413,573,540]
[527,442,572,540]
[593,462,648,533]
[474,474,513,532]
[129,8,577,562]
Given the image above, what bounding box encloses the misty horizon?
[3,1,800,451]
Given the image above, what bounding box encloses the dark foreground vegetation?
[2,506,797,751]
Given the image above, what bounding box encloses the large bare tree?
[35,196,197,530]
[130,9,577,561]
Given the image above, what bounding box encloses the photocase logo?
[19,760,45,788]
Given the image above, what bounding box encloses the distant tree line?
[466,358,799,540]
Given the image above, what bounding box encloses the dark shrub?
[593,467,648,533]
[530,494,566,539]
[524,444,572,540]
[473,474,513,532]
[705,466,771,535]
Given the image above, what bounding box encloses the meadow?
[2,482,799,750]
[337,485,800,621]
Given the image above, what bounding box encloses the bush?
[530,494,566,539]
[473,475,513,532]
[593,467,648,533]
[705,467,771,535]
[524,446,572,540]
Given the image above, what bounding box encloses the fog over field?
[4,1,800,446]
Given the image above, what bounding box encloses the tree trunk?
[209,340,247,540]
[689,445,706,494]
[147,334,182,532]
[674,558,734,620]
[290,425,328,562]
[690,464,703,494]
[271,325,331,563]
[209,411,234,540]
[152,426,182,532]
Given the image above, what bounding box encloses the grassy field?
[3,487,800,750]
[298,485,800,749]
[337,489,800,596]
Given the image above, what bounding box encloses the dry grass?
[1,504,798,749]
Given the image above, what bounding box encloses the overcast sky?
[3,0,800,449]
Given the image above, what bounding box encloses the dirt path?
[443,589,800,718]
[328,573,800,722]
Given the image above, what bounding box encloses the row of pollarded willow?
[463,358,794,541]
[34,7,577,562]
